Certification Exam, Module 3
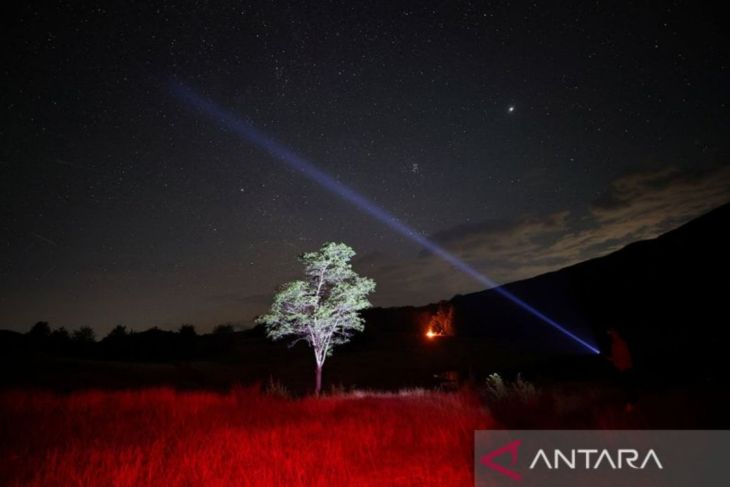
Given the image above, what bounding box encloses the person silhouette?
[606,328,637,412]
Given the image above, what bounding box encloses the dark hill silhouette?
[363,201,730,375]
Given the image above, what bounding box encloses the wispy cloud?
[361,164,730,307]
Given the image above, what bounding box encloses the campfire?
[425,328,442,339]
[423,302,455,339]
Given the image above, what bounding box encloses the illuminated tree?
[256,242,375,395]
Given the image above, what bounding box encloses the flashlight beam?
[171,82,600,355]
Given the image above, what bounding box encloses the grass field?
[0,387,494,486]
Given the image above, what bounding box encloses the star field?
[1,1,728,332]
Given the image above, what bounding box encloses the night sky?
[2,2,729,334]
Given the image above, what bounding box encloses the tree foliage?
[256,242,375,394]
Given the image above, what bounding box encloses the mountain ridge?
[364,201,730,367]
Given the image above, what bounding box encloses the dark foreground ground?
[0,368,725,487]
[2,338,727,430]
[2,332,728,487]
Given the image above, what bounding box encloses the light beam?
[170,82,600,355]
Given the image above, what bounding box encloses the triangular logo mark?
[480,439,522,481]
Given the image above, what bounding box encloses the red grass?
[0,387,494,486]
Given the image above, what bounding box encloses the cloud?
[556,164,730,261]
[363,164,730,307]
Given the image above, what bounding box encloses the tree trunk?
[315,363,323,396]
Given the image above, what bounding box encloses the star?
[1,0,722,334]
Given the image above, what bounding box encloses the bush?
[486,373,539,404]
[483,373,545,427]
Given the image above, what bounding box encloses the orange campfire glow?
[423,303,455,339]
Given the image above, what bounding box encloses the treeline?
[1,321,256,362]
[1,306,435,364]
